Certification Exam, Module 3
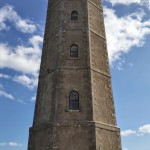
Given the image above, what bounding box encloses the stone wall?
[28,0,122,149]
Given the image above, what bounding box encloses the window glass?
[71,11,78,20]
[69,91,79,110]
[70,44,78,58]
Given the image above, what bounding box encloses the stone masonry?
[27,0,122,149]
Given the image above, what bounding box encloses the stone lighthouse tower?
[28,0,122,149]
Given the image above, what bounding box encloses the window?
[71,11,78,20]
[69,91,79,110]
[70,44,78,58]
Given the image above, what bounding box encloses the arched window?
[70,44,78,58]
[69,91,79,110]
[71,11,78,20]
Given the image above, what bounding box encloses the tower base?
[28,121,121,150]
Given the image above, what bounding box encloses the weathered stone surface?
[28,0,122,149]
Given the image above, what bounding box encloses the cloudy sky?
[0,0,150,150]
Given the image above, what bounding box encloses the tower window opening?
[70,44,78,58]
[71,11,78,20]
[69,91,79,110]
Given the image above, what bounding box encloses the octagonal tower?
[28,0,122,149]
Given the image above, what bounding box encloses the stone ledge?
[94,121,120,132]
[91,68,111,78]
[30,121,120,132]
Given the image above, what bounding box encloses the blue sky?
[0,0,150,150]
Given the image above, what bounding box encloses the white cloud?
[0,72,38,89]
[0,5,36,33]
[0,90,14,100]
[121,129,136,136]
[0,73,11,79]
[14,74,38,89]
[31,94,36,102]
[106,0,150,10]
[104,7,150,64]
[16,19,36,33]
[121,124,150,137]
[0,35,43,75]
[0,35,42,89]
[136,133,144,136]
[123,148,128,150]
[16,99,26,104]
[8,142,22,147]
[139,124,150,133]
[105,0,141,5]
[0,142,22,147]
